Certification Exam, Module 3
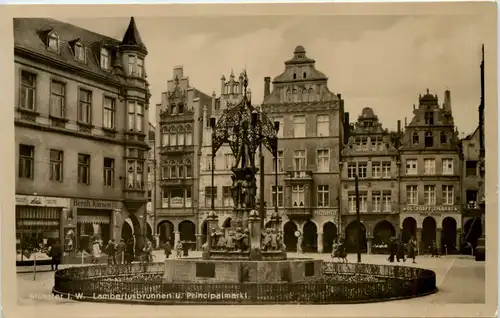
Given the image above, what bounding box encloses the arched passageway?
[283,221,298,252]
[322,222,338,253]
[373,220,396,245]
[402,217,417,243]
[441,217,457,254]
[422,217,437,254]
[157,220,174,246]
[302,221,317,253]
[179,220,196,250]
[463,217,482,252]
[345,221,367,253]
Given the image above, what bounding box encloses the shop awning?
[16,220,59,227]
[16,207,60,219]
[77,215,110,224]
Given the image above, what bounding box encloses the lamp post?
[210,117,217,212]
[355,174,361,263]
[273,121,280,221]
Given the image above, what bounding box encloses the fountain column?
[248,210,262,260]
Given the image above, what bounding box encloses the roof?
[273,46,327,82]
[121,17,147,54]
[14,18,133,81]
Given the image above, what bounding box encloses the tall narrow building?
[155,66,212,250]
[340,108,401,254]
[399,90,462,254]
[14,17,151,262]
[261,46,346,253]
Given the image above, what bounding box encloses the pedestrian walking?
[91,240,101,264]
[143,239,153,263]
[407,236,417,264]
[116,239,126,264]
[105,239,117,265]
[49,239,62,270]
[388,236,397,262]
[164,240,172,259]
[125,238,135,263]
[182,241,189,257]
[175,241,183,258]
[430,240,439,257]
[396,239,406,262]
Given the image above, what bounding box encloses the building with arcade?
[339,108,402,254]
[14,17,152,261]
[398,90,462,254]
[260,45,347,253]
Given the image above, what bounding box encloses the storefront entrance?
[76,209,111,253]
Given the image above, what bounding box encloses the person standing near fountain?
[164,240,172,259]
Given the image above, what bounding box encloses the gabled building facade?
[261,46,346,253]
[155,66,211,249]
[340,108,401,254]
[399,90,462,254]
[198,70,246,244]
[14,17,151,261]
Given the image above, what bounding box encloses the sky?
[65,13,491,135]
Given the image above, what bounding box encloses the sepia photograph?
[0,2,497,318]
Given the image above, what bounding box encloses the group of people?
[163,240,188,259]
[388,236,418,264]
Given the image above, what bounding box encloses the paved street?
[16,252,484,308]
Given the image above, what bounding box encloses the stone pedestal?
[317,232,323,253]
[248,210,262,260]
[196,234,203,251]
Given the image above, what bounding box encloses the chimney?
[343,112,350,145]
[397,120,401,134]
[264,77,271,99]
[397,120,401,148]
[444,90,451,112]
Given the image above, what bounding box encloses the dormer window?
[425,131,434,147]
[74,41,86,62]
[412,132,419,144]
[424,111,434,125]
[47,32,59,53]
[100,48,110,70]
[293,73,297,79]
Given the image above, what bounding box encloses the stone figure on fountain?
[226,230,236,250]
[216,229,226,250]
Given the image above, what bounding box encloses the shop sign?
[72,199,117,209]
[15,195,68,207]
[402,205,459,213]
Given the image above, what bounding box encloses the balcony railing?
[160,145,195,154]
[284,170,313,183]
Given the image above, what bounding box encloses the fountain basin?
[164,258,323,283]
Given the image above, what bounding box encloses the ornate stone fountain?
[164,73,323,283]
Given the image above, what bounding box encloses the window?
[185,160,192,178]
[355,137,362,151]
[382,192,391,212]
[103,97,116,129]
[442,159,453,175]
[224,154,234,170]
[222,186,233,207]
[317,185,329,207]
[348,193,356,213]
[406,159,417,175]
[406,185,418,205]
[170,188,184,207]
[357,162,367,178]
[360,137,368,151]
[127,101,135,131]
[382,162,391,178]
[424,131,433,147]
[424,111,434,125]
[440,132,447,144]
[316,114,329,137]
[347,164,356,179]
[49,149,63,181]
[127,160,135,187]
[424,185,436,205]
[372,192,381,212]
[77,154,90,184]
[317,149,329,172]
[20,71,36,110]
[466,160,477,177]
[19,144,34,179]
[424,159,436,175]
[359,193,368,212]
[442,185,454,205]
[103,158,114,187]
[272,185,284,207]
[177,128,185,145]
[293,115,306,138]
[169,128,177,146]
[205,186,217,207]
[370,137,382,151]
[137,57,144,77]
[127,55,135,76]
[136,162,143,189]
[47,33,59,52]
[293,150,306,176]
[50,81,65,117]
[412,132,419,144]
[291,185,304,207]
[136,103,144,132]
[372,162,381,178]
[185,188,192,207]
[185,129,193,145]
[100,48,110,70]
[466,190,478,209]
[274,117,284,138]
[78,89,92,123]
[170,162,178,178]
[161,130,169,146]
[273,150,284,173]
[74,42,85,61]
